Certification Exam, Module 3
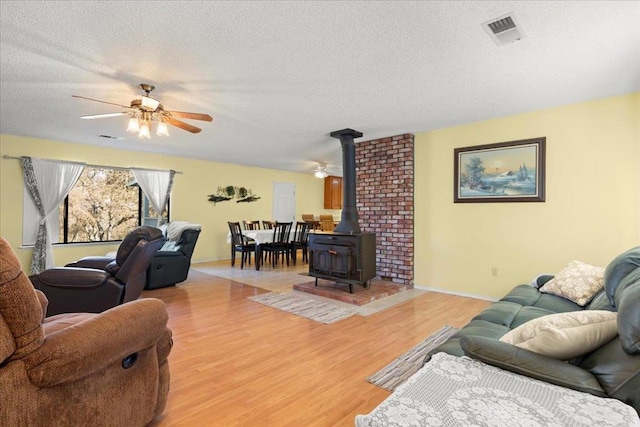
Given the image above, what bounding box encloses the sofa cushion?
[510,306,562,329]
[500,310,618,360]
[500,284,543,306]
[431,319,511,357]
[603,246,640,307]
[585,290,615,311]
[461,336,607,397]
[613,266,640,309]
[472,301,524,327]
[577,336,640,410]
[539,260,605,306]
[500,284,585,313]
[617,281,640,354]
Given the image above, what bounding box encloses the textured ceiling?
[1,1,638,175]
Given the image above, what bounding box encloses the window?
[23,167,169,245]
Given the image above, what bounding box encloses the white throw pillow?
[539,260,605,306]
[500,310,618,360]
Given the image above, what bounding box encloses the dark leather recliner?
[29,226,164,316]
[145,228,201,290]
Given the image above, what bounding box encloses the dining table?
[226,229,299,270]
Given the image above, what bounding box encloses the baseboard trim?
[191,258,224,264]
[413,285,498,302]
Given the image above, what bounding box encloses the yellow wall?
[3,94,638,299]
[0,135,334,270]
[415,93,640,299]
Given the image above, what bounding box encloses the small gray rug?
[248,292,357,324]
[365,324,459,391]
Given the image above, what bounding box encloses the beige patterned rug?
[365,324,459,391]
[248,292,357,324]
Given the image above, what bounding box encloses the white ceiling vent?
[482,13,525,46]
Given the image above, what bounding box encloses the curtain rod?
[2,155,183,174]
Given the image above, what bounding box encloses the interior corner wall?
[414,92,640,300]
[0,135,329,271]
[356,134,414,285]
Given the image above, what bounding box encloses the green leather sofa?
[430,246,640,414]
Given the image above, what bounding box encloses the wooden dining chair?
[306,220,321,230]
[243,220,261,230]
[262,220,275,230]
[301,214,320,230]
[227,221,255,269]
[290,221,312,265]
[260,222,292,267]
[242,220,260,244]
[319,214,335,231]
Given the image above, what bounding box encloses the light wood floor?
[145,259,492,427]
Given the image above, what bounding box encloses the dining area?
[226,220,314,270]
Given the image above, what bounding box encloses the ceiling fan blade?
[72,95,132,109]
[81,112,128,119]
[166,111,213,122]
[165,117,202,133]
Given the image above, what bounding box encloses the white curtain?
[22,157,85,273]
[131,169,175,226]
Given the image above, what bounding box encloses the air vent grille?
[488,16,516,35]
[482,13,525,46]
[98,134,124,140]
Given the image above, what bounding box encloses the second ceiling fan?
[73,83,213,137]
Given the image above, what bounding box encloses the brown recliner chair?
[29,226,164,316]
[0,236,172,426]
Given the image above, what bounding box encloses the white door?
[273,182,296,222]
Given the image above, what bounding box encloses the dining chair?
[258,221,275,263]
[242,220,260,244]
[243,220,261,230]
[306,220,321,230]
[290,221,312,265]
[260,221,292,268]
[262,220,275,230]
[302,214,320,230]
[227,221,255,269]
[319,214,335,231]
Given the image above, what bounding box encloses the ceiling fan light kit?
[156,120,169,137]
[138,121,151,139]
[126,116,140,133]
[74,83,213,139]
[126,110,168,139]
[314,163,328,179]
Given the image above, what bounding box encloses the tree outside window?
[58,168,169,243]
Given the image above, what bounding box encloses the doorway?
[273,182,296,222]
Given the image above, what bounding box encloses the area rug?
[365,324,459,391]
[248,292,357,324]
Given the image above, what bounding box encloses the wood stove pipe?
[329,128,363,234]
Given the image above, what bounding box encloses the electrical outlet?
[491,267,498,277]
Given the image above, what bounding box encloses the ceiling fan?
[72,83,213,137]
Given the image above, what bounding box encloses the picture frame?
[454,137,546,203]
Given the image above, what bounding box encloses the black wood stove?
[308,129,376,293]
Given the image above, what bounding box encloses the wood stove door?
[310,244,353,278]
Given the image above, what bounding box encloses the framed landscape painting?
[454,137,546,203]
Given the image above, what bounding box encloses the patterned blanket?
[356,352,640,427]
